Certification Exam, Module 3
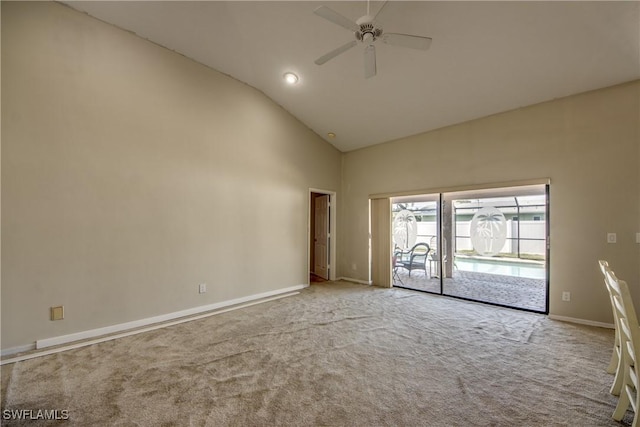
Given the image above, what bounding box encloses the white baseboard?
[36,284,306,349]
[548,314,615,329]
[1,343,36,358]
[338,277,372,285]
[1,284,306,364]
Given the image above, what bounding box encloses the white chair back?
[609,270,640,427]
[600,259,623,395]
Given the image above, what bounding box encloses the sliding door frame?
[371,179,550,314]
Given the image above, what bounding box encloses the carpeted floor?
[0,281,629,426]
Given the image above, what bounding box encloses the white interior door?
[314,194,329,280]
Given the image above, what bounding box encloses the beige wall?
[3,1,639,352]
[1,2,342,350]
[341,81,640,324]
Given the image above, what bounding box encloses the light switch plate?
[607,233,617,244]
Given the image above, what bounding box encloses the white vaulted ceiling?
[63,1,640,152]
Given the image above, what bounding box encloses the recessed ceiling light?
[327,132,336,138]
[283,72,298,85]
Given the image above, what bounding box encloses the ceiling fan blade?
[373,0,389,21]
[313,6,360,32]
[382,33,432,50]
[315,40,358,65]
[364,45,376,79]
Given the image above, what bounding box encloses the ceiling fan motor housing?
[355,17,382,43]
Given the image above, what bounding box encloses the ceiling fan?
[313,1,432,78]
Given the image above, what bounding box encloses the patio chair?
[429,236,440,278]
[600,260,623,395]
[397,242,430,277]
[609,271,640,427]
[392,249,405,286]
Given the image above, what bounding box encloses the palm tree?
[393,210,416,249]
[472,208,506,255]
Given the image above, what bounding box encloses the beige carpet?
[0,281,630,426]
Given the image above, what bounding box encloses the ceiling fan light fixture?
[283,72,299,85]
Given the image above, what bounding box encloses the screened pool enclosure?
[391,184,548,313]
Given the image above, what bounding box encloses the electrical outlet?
[562,291,571,302]
[199,283,207,294]
[607,233,617,244]
[51,306,64,321]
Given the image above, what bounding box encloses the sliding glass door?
[391,194,440,294]
[390,184,549,313]
[442,185,548,312]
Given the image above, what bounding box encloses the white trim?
[548,314,615,329]
[36,284,306,349]
[338,277,372,285]
[1,285,306,364]
[1,343,36,358]
[308,188,337,282]
[369,179,551,200]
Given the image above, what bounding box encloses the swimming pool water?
[455,258,546,280]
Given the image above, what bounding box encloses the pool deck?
[393,266,547,312]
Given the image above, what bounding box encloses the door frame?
[308,188,337,283]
